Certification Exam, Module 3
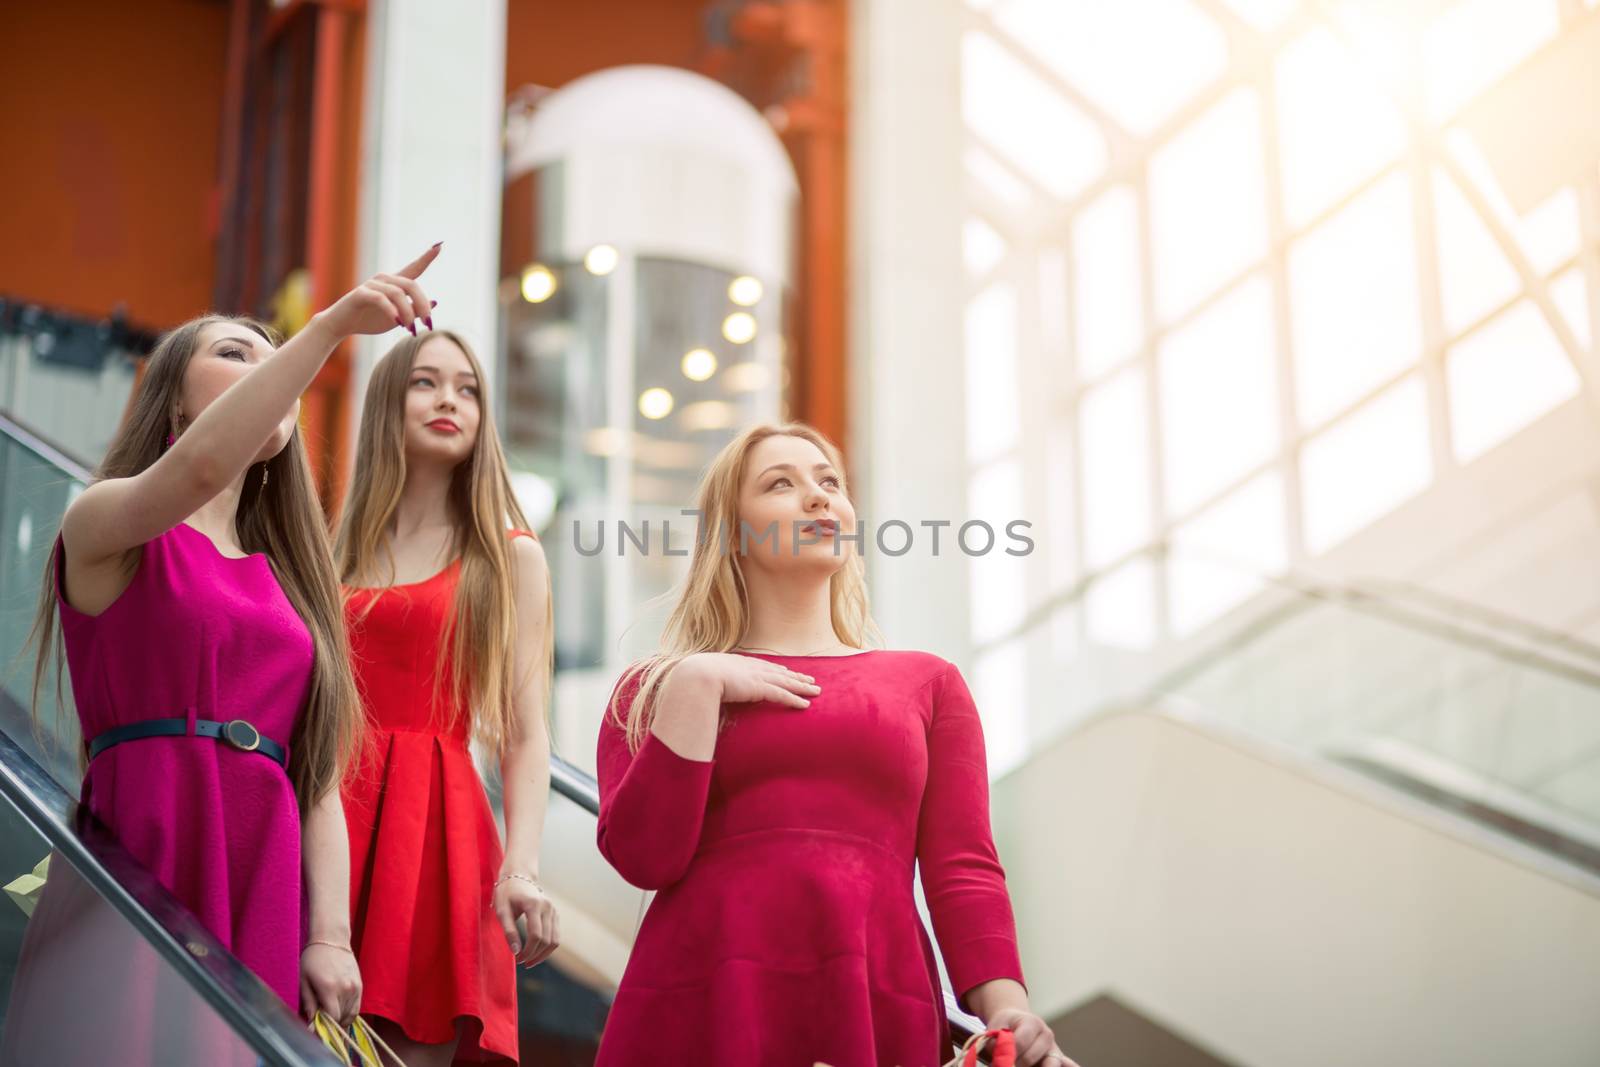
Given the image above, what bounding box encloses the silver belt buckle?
[222,719,262,753]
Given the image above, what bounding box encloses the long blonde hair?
[334,331,552,755]
[27,315,362,809]
[609,422,883,751]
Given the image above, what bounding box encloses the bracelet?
[304,939,354,955]
[494,872,543,890]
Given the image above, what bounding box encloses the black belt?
[86,718,287,767]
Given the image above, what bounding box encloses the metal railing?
[0,699,339,1064]
[0,410,94,483]
[979,537,1600,674]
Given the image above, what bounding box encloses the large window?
[960,0,1598,769]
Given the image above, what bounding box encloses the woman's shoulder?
[866,647,951,672]
[781,647,954,696]
[610,655,668,695]
[858,649,966,698]
[506,528,544,564]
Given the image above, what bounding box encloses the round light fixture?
[638,387,675,420]
[728,275,764,306]
[681,348,717,381]
[520,264,557,303]
[584,244,619,276]
[722,312,757,344]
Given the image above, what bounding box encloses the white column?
[848,0,971,661]
[353,0,507,422]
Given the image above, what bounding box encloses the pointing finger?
[396,241,443,280]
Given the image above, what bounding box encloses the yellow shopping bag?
[4,855,50,917]
[311,1011,409,1067]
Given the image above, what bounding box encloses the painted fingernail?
[430,299,438,307]
[395,318,404,329]
[425,317,434,330]
[432,241,443,249]
[408,322,417,336]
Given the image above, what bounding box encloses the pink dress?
[14,523,312,1003]
[594,650,1025,1067]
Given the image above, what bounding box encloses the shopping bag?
[350,1016,408,1067]
[4,855,51,917]
[311,1011,408,1067]
[942,1027,1017,1067]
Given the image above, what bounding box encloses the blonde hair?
[27,315,362,809]
[334,331,552,756]
[608,422,883,751]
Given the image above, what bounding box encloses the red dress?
[595,649,1026,1067]
[342,536,535,1065]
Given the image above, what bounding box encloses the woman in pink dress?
[9,245,445,1054]
[595,423,1078,1067]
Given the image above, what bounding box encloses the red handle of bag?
[962,1029,1016,1067]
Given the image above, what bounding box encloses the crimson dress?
[594,649,1026,1067]
[341,534,537,1065]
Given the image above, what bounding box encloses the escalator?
[0,410,989,1064]
[0,716,342,1064]
[995,555,1600,1067]
[1149,565,1600,872]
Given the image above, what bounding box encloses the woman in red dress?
[334,329,558,1066]
[595,423,1079,1067]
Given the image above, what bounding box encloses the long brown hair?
[609,422,883,752]
[334,331,552,755]
[28,314,362,809]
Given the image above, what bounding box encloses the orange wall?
[0,0,228,328]
[504,0,707,91]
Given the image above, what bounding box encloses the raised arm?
[61,244,441,569]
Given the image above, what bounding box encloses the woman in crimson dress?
[335,328,558,1066]
[595,422,1079,1067]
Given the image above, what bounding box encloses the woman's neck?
[737,568,841,653]
[392,460,455,538]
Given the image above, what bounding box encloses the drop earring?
[260,464,270,490]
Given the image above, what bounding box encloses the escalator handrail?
[0,706,339,1064]
[551,754,987,1050]
[1347,574,1600,667]
[968,539,1600,691]
[1150,570,1600,698]
[0,408,94,483]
